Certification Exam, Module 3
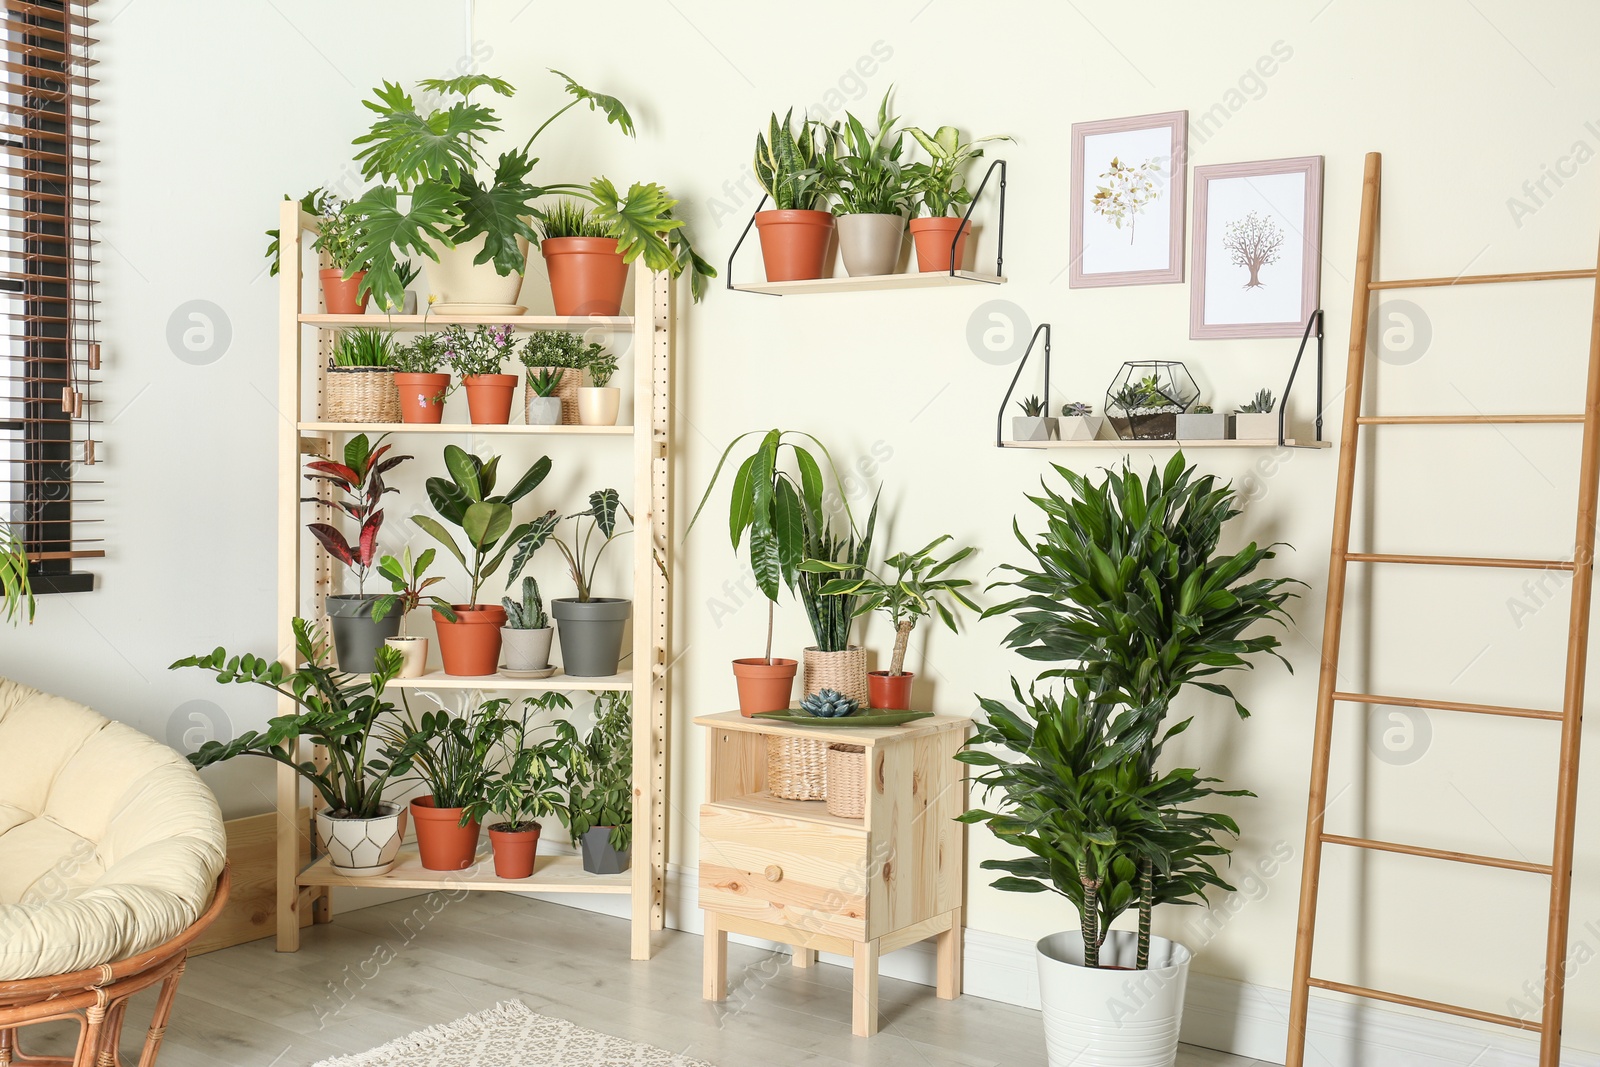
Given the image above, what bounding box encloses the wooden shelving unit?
[275,204,671,961]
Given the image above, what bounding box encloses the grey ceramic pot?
[835,213,904,277]
[1012,416,1059,443]
[552,597,631,677]
[1175,412,1230,440]
[525,396,562,426]
[580,826,631,875]
[500,626,554,672]
[327,594,400,674]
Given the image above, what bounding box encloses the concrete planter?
[1012,417,1059,443]
[1232,412,1280,441]
[835,212,904,277]
[1175,412,1230,440]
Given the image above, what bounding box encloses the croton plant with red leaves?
[303,433,412,593]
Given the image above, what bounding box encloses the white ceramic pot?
[578,386,621,426]
[500,626,554,672]
[1059,415,1104,442]
[1012,416,1059,443]
[315,802,405,876]
[384,635,429,678]
[1036,929,1192,1067]
[423,232,529,308]
[1232,412,1280,442]
[525,396,562,426]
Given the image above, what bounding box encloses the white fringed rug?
[311,1000,715,1067]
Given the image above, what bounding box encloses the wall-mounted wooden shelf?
[298,421,632,437]
[730,271,1004,296]
[1003,438,1333,450]
[387,669,633,692]
[297,847,630,893]
[299,313,633,330]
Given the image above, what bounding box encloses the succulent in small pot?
[392,332,452,424]
[1176,401,1230,441]
[462,694,571,879]
[1105,362,1199,441]
[523,368,566,426]
[1232,388,1280,442]
[1012,394,1058,443]
[752,111,838,282]
[799,688,858,718]
[577,344,621,426]
[550,692,633,875]
[443,323,520,425]
[413,444,551,676]
[507,489,633,678]
[1059,401,1104,442]
[519,330,595,426]
[905,124,1010,272]
[304,433,412,673]
[824,92,912,278]
[371,546,456,678]
[500,576,553,672]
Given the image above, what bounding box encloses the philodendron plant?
[413,444,550,608]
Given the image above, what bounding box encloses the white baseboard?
[524,862,1597,1067]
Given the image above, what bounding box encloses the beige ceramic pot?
[384,636,429,678]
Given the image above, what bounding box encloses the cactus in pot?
[500,576,554,673]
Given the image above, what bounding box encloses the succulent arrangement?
[799,688,859,718]
[1062,401,1093,418]
[1016,394,1047,418]
[502,576,548,631]
[1238,388,1276,414]
[1108,374,1185,414]
[1192,403,1214,415]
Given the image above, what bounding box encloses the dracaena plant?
[173,619,411,818]
[507,489,632,603]
[370,546,456,636]
[797,494,876,653]
[303,434,412,594]
[413,444,551,609]
[1,518,33,626]
[801,535,978,677]
[754,110,838,212]
[904,124,1011,218]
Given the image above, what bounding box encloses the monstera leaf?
[350,183,458,310]
[353,80,499,187]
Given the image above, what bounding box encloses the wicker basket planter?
[522,366,582,425]
[324,365,400,423]
[826,744,866,819]
[767,734,828,801]
[802,646,869,705]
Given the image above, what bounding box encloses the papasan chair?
[0,677,228,1066]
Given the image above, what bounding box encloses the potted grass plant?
[412,444,551,676]
[324,327,399,423]
[752,110,838,282]
[507,489,633,678]
[905,124,1010,272]
[395,696,516,871]
[1,518,33,625]
[463,694,571,878]
[796,492,877,706]
[304,433,412,673]
[174,620,413,875]
[392,331,451,424]
[524,369,565,426]
[800,534,976,710]
[536,189,713,316]
[825,90,913,277]
[442,323,519,425]
[519,329,593,426]
[370,546,456,678]
[500,576,553,673]
[1232,388,1279,442]
[551,691,633,875]
[577,343,620,426]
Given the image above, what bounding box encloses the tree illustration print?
[1223,210,1285,289]
[1091,156,1162,244]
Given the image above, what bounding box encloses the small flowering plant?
[441,323,518,378]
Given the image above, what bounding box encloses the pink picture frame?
[1068,111,1187,288]
[1190,156,1324,339]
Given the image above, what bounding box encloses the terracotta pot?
[578,387,621,426]
[835,213,905,277]
[487,821,541,879]
[542,236,627,316]
[423,232,528,308]
[754,209,834,282]
[462,373,517,425]
[385,635,429,678]
[868,670,914,710]
[320,268,369,315]
[434,604,506,676]
[410,796,482,872]
[908,216,971,273]
[731,657,798,717]
[394,372,450,424]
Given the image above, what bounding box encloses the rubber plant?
[303,433,411,594]
[412,444,550,608]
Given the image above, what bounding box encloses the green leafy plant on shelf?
[440,323,518,378]
[461,693,572,832]
[801,534,978,677]
[520,330,602,382]
[173,620,411,818]
[413,444,550,608]
[508,488,632,602]
[330,327,395,367]
[754,110,838,212]
[1237,388,1276,414]
[391,695,518,823]
[502,575,548,630]
[824,90,914,217]
[537,182,716,301]
[1,519,33,625]
[585,345,619,389]
[303,433,411,595]
[312,194,367,275]
[535,199,610,240]
[904,124,1011,218]
[369,546,456,634]
[392,332,448,374]
[551,690,633,852]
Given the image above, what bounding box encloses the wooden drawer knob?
[765,864,783,883]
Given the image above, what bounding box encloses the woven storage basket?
[767,734,829,801]
[825,744,867,819]
[522,366,583,425]
[802,646,869,705]
[324,366,400,423]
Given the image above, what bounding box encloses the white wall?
[4,0,1599,1058]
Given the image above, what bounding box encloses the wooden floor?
[20,894,1280,1066]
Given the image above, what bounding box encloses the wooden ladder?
[1286,151,1600,1067]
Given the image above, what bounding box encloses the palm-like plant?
[173,619,411,818]
[303,434,411,594]
[754,110,837,212]
[413,445,550,609]
[1,518,32,625]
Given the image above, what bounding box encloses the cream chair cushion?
[0,678,226,980]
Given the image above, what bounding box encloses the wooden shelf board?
[694,710,970,746]
[1003,438,1333,450]
[712,792,866,833]
[730,271,1005,296]
[297,847,630,893]
[389,669,632,692]
[300,314,633,330]
[298,421,632,436]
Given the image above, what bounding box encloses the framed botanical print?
[1190,156,1324,339]
[1068,110,1187,288]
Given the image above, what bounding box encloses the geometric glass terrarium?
[1104,360,1199,440]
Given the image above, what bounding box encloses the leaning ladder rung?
[1320,833,1553,875]
[1368,268,1597,290]
[1345,552,1574,571]
[1356,414,1584,425]
[1331,691,1563,721]
[1306,978,1542,1032]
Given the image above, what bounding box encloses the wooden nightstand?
[694,710,971,1037]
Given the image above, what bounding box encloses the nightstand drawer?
[698,804,868,941]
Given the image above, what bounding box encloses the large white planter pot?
[423,232,529,309]
[315,802,405,876]
[1036,929,1192,1067]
